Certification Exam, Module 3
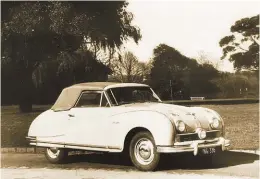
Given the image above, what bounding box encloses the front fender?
[109,110,175,150]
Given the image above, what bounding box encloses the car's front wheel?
[129,131,160,171]
[45,148,68,164]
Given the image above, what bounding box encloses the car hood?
[116,102,219,132]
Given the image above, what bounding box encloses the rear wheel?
[45,148,68,164]
[129,131,160,171]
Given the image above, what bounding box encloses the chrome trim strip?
[110,89,118,105]
[100,91,103,107]
[36,140,64,145]
[26,137,36,140]
[103,91,112,107]
[174,138,219,146]
[149,88,162,102]
[66,144,121,151]
[29,140,121,151]
[65,145,115,152]
[26,135,64,138]
[36,143,64,148]
[177,130,220,136]
[103,83,149,91]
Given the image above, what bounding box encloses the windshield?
[106,87,161,106]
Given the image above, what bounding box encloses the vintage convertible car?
[27,82,230,171]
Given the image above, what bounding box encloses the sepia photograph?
[1,0,259,179]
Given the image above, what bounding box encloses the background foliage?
[1,1,141,111]
[1,3,259,112]
[219,14,259,71]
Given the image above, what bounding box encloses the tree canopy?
[150,44,195,99]
[150,44,220,100]
[109,51,150,83]
[212,72,259,98]
[219,14,259,71]
[1,1,141,112]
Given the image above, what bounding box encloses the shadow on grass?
[158,151,259,170]
[66,153,133,169]
[65,151,259,171]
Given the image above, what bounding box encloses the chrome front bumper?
[157,137,230,156]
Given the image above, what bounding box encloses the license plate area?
[199,147,218,155]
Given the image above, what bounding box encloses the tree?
[31,50,111,104]
[197,50,221,70]
[150,44,196,100]
[184,51,221,98]
[109,51,148,83]
[187,63,220,98]
[219,15,259,71]
[150,44,220,100]
[212,72,258,98]
[1,1,141,112]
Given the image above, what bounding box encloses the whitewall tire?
[45,148,68,164]
[129,131,160,171]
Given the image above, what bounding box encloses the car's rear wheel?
[45,148,68,164]
[129,131,160,171]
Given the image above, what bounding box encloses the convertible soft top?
[51,82,148,111]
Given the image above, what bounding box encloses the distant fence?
[164,98,259,106]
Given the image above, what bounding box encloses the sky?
[124,0,260,72]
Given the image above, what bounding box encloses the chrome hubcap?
[134,138,154,165]
[47,148,60,159]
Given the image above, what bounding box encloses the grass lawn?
[1,105,50,148]
[1,104,259,150]
[199,104,259,150]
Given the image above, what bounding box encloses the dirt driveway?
[1,151,259,179]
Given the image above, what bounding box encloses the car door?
[65,91,111,149]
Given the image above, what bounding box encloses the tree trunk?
[18,70,33,113]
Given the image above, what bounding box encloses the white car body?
[27,82,230,156]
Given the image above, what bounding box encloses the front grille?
[176,130,220,142]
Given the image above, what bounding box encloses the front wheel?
[129,131,160,171]
[45,148,68,164]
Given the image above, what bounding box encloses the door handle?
[68,114,75,117]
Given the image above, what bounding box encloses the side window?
[76,92,101,107]
[101,93,109,107]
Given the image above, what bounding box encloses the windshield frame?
[104,86,162,106]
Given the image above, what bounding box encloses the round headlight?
[176,121,186,132]
[197,129,207,139]
[210,117,220,129]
